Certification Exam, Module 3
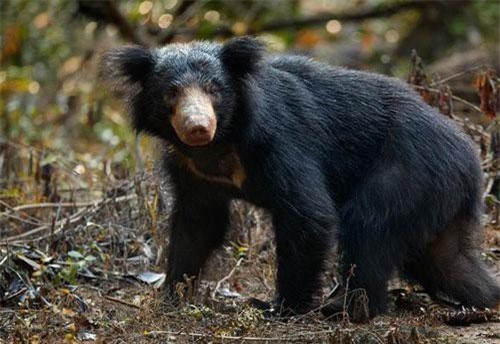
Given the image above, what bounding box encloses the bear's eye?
[165,86,179,100]
[205,83,220,96]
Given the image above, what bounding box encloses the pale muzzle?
[171,87,217,146]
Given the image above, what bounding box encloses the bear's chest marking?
[172,146,246,189]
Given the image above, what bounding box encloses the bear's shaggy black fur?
[102,37,499,318]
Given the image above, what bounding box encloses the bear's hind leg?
[403,218,499,309]
[322,207,402,319]
[336,220,399,318]
[322,165,424,320]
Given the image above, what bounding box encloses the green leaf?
[68,250,84,259]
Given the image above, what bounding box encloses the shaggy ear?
[220,36,265,78]
[100,46,155,91]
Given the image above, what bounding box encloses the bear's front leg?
[257,162,337,315]
[272,206,336,315]
[164,169,231,301]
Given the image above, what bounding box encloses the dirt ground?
[0,151,498,343]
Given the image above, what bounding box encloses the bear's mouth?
[170,86,217,146]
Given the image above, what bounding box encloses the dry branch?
[77,0,147,46]
[3,201,109,213]
[145,329,343,342]
[430,65,489,86]
[158,0,431,41]
[211,257,244,299]
[103,295,141,310]
[83,0,432,45]
[251,0,429,32]
[2,193,137,243]
[411,85,484,114]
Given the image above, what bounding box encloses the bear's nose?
[171,86,217,146]
[185,125,213,146]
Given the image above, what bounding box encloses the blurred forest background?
[1,1,499,343]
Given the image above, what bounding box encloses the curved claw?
[246,298,298,319]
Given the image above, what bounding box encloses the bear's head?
[101,37,264,147]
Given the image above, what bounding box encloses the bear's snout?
[171,87,217,146]
[185,125,213,146]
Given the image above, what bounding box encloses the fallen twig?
[1,194,137,243]
[5,201,106,212]
[483,176,496,199]
[146,329,345,342]
[103,295,141,310]
[3,207,89,242]
[212,257,244,299]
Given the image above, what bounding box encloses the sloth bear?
[102,37,499,319]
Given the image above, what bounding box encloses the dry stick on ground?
[0,199,47,225]
[1,212,43,226]
[342,264,356,324]
[145,329,346,342]
[0,254,9,268]
[2,207,89,242]
[103,295,141,310]
[1,200,110,214]
[483,177,496,199]
[34,195,140,244]
[1,194,137,243]
[211,257,244,299]
[0,137,86,177]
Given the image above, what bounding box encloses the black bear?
[101,37,499,319]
